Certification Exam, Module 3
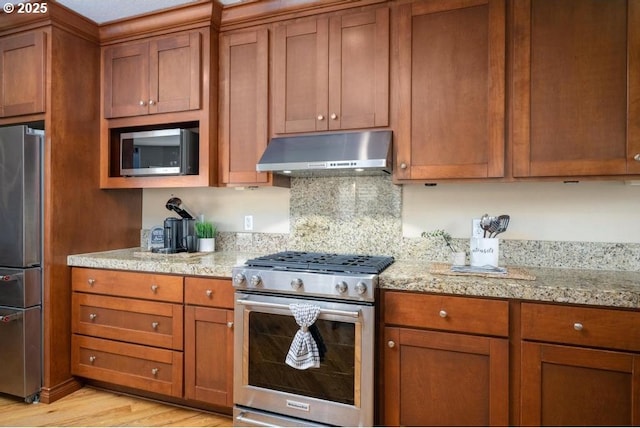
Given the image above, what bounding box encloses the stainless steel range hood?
[256,130,392,177]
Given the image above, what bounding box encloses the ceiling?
[1,0,244,24]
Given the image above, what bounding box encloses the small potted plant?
[421,229,466,266]
[195,220,217,252]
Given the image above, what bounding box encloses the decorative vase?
[450,251,466,266]
[198,238,215,252]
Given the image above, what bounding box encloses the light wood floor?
[0,387,233,427]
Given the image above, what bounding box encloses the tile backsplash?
[142,175,640,272]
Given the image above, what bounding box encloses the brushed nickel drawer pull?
[206,289,213,298]
[89,313,97,321]
[151,322,159,330]
[387,340,395,348]
[439,310,448,318]
[87,278,95,286]
[150,285,159,293]
[634,153,640,161]
[151,368,159,376]
[227,321,234,329]
[573,322,584,331]
[89,356,96,363]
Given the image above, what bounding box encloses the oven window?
[248,312,356,405]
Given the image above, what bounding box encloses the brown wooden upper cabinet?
[272,7,389,134]
[0,30,46,117]
[103,31,201,119]
[512,0,640,177]
[219,29,271,186]
[394,0,506,181]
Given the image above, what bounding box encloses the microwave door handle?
[235,298,360,319]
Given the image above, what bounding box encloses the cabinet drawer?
[72,293,183,350]
[384,291,509,337]
[72,334,183,398]
[521,303,640,352]
[184,277,233,309]
[72,268,183,303]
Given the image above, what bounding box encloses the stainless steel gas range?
[231,251,394,427]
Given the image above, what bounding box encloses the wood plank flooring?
[0,387,233,427]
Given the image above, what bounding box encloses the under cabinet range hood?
[256,130,393,176]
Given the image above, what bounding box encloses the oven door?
[233,291,374,427]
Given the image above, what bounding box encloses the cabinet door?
[219,29,269,185]
[184,306,234,407]
[512,0,640,176]
[328,8,389,130]
[273,17,329,133]
[395,0,505,180]
[521,341,640,426]
[103,42,149,118]
[383,327,509,426]
[0,31,46,117]
[149,32,201,115]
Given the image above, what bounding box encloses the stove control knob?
[355,281,368,295]
[291,278,303,290]
[335,281,348,294]
[233,273,246,285]
[250,275,262,287]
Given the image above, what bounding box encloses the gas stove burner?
[245,251,395,275]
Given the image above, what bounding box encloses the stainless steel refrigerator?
[0,125,43,403]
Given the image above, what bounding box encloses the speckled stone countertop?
[67,248,640,309]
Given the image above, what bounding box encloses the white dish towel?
[285,303,321,370]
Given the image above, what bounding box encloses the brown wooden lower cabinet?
[183,276,235,407]
[184,306,234,407]
[383,327,509,426]
[521,341,640,426]
[71,334,183,398]
[382,291,509,426]
[520,302,640,426]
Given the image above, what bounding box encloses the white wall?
[142,181,640,243]
[142,186,290,233]
[402,181,640,243]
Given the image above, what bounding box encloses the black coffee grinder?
[153,197,197,253]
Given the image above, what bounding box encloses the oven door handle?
[235,412,277,427]
[236,298,361,319]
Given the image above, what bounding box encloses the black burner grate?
[245,251,395,274]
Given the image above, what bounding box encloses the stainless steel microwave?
[120,128,198,177]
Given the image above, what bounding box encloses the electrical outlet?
[244,215,253,231]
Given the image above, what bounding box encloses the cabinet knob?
[400,163,408,169]
[149,99,156,106]
[150,284,159,293]
[573,322,584,331]
[151,322,159,330]
[387,340,395,348]
[439,310,448,318]
[87,278,95,286]
[139,100,146,106]
[330,113,338,120]
[206,289,213,298]
[89,313,97,321]
[227,321,234,329]
[317,114,325,121]
[634,154,640,161]
[89,356,96,364]
[151,368,159,376]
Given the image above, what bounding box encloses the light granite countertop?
[67,248,640,309]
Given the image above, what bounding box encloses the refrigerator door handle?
[0,312,23,323]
